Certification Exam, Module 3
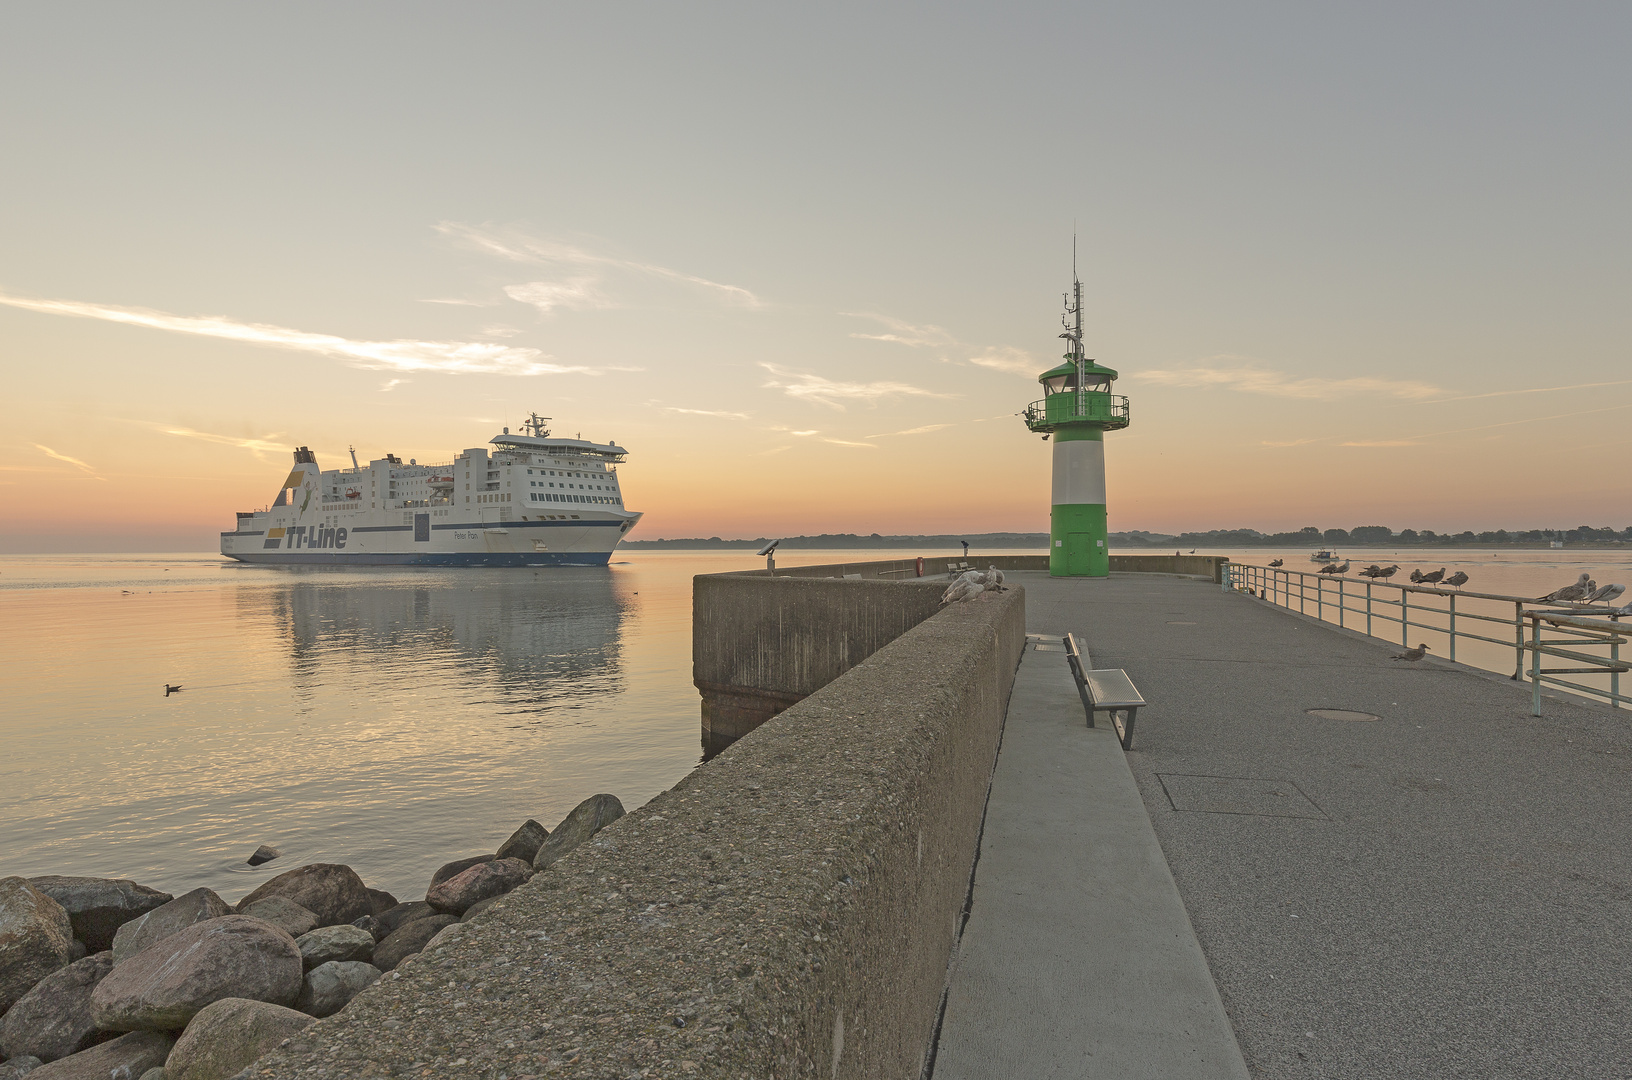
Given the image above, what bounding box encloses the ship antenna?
[349,445,359,470]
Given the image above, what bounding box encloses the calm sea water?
[2,545,1625,907]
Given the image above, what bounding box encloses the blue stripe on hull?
[223,551,615,567]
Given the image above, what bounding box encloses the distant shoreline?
[622,532,1631,552]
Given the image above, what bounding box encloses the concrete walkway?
[932,632,1250,1079]
[1007,571,1632,1080]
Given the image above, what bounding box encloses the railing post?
[1402,586,1410,647]
[1613,638,1622,711]
[1317,576,1323,622]
[1513,601,1524,680]
[1365,582,1373,636]
[1338,577,1345,628]
[1449,593,1457,664]
[1530,616,1542,716]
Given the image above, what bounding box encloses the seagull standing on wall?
[941,577,985,604]
[986,565,1006,590]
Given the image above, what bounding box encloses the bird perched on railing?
[1358,564,1383,578]
[1607,602,1632,621]
[1374,565,1400,581]
[1536,573,1592,604]
[1269,559,1284,568]
[1319,562,1341,575]
[1409,568,1426,583]
[1584,582,1625,606]
[1443,571,1470,589]
[941,576,985,604]
[1420,568,1446,586]
[1391,644,1431,662]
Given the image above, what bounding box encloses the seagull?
[165,684,183,696]
[1443,571,1470,589]
[1334,561,1351,575]
[1375,565,1400,581]
[1420,568,1446,586]
[1319,563,1341,575]
[941,577,985,604]
[1391,644,1431,662]
[1269,559,1284,568]
[986,565,1006,590]
[1358,564,1383,578]
[1536,573,1593,604]
[1409,568,1425,583]
[1607,602,1632,621]
[1584,582,1625,605]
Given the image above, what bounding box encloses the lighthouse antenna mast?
[1062,235,1086,415]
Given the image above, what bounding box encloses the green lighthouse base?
[1050,502,1108,577]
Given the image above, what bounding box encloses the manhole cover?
[1159,774,1328,819]
[1305,708,1381,722]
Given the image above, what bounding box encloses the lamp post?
[1021,271,1130,577]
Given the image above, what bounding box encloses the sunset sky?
[3,4,1629,552]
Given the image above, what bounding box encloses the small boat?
[1309,549,1341,563]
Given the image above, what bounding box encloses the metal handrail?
[1226,563,1626,714]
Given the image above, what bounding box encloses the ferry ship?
[220,414,641,566]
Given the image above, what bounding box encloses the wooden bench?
[1064,633,1147,750]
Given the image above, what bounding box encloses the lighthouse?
[1022,270,1129,576]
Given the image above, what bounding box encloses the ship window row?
[527,480,616,491]
[530,493,618,505]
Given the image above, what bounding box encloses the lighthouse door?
[1066,533,1093,575]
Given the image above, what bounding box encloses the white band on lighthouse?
[1051,438,1106,505]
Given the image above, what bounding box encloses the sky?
[2,3,1629,551]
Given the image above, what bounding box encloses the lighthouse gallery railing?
[1226,563,1627,715]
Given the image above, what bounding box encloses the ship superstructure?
[221,413,641,566]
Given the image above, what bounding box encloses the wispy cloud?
[379,379,406,392]
[1407,377,1632,406]
[1259,438,1317,448]
[868,424,952,438]
[419,296,500,307]
[965,346,1038,376]
[1135,358,1443,401]
[664,406,750,420]
[34,444,104,479]
[503,277,611,316]
[143,424,290,460]
[842,312,958,348]
[0,292,591,377]
[437,222,762,310]
[760,363,952,410]
[1340,439,1421,447]
[822,438,878,449]
[759,445,792,456]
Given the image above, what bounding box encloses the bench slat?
[1084,669,1145,709]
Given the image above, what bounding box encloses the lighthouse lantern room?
[1021,269,1130,577]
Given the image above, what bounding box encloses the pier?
[243,560,1631,1079]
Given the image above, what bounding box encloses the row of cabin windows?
[527,480,616,491]
[530,493,618,505]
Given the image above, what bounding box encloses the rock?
[89,916,302,1031]
[533,794,626,870]
[245,845,280,867]
[363,888,397,916]
[0,1056,42,1079]
[425,859,531,916]
[374,901,433,938]
[370,915,457,972]
[350,914,385,942]
[293,925,373,971]
[0,877,75,1013]
[63,942,86,965]
[25,878,171,954]
[110,889,231,965]
[293,961,380,1018]
[22,1031,170,1080]
[235,897,317,939]
[495,819,549,864]
[460,894,507,922]
[163,998,311,1080]
[233,864,372,927]
[138,1070,164,1080]
[0,951,114,1062]
[428,855,492,890]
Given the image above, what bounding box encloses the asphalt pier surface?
[942,571,1632,1080]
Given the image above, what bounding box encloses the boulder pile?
[0,795,625,1080]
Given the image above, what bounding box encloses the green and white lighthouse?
[1022,270,1129,576]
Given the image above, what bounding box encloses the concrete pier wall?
[731,553,1224,583]
[246,586,1027,1080]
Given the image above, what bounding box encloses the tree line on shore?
[623,525,1631,550]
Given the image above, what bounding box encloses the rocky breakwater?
[0,795,626,1080]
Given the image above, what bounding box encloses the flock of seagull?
[1255,558,1630,625]
[941,565,1007,604]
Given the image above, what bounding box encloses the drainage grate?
[1158,774,1328,819]
[1305,708,1381,722]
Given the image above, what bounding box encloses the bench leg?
[1115,707,1138,750]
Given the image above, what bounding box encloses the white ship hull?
[222,421,641,567]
